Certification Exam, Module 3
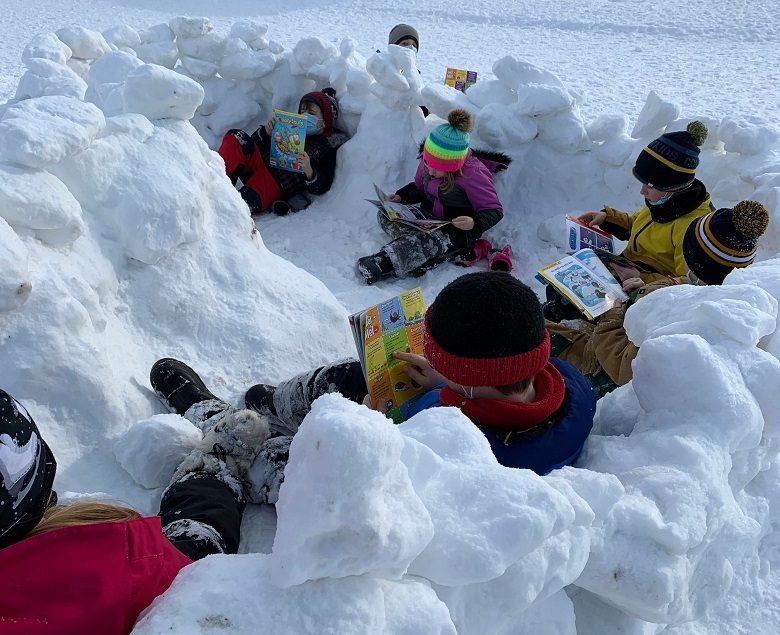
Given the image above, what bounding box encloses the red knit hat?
[423,272,550,386]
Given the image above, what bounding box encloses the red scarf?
[438,362,566,430]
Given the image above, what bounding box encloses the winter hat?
[423,272,551,386]
[682,200,769,285]
[423,109,472,173]
[388,23,419,50]
[0,389,57,549]
[633,121,708,191]
[299,87,339,137]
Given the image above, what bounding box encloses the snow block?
[123,64,204,121]
[102,25,142,50]
[492,55,564,91]
[0,217,33,312]
[22,32,72,66]
[719,116,780,156]
[55,26,111,60]
[15,57,87,101]
[631,90,680,139]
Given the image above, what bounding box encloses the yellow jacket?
[601,183,712,278]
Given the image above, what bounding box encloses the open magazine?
[268,109,307,173]
[537,248,629,320]
[444,67,478,93]
[367,183,451,233]
[349,288,429,423]
[565,214,617,254]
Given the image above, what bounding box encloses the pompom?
[686,120,708,146]
[322,87,337,98]
[448,108,473,133]
[732,200,769,239]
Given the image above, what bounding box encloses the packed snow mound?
[3,17,780,635]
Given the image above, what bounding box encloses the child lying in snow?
[357,109,509,284]
[152,272,596,504]
[547,200,769,397]
[0,388,270,633]
[218,88,348,216]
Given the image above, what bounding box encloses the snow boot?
[271,200,291,216]
[248,435,292,505]
[357,251,394,285]
[150,358,230,425]
[240,186,264,215]
[542,286,581,323]
[488,244,513,272]
[287,193,311,212]
[454,238,492,267]
[245,383,278,418]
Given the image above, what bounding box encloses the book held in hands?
[367,183,450,233]
[565,214,617,254]
[268,109,307,173]
[444,67,478,93]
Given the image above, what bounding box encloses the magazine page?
[268,109,307,173]
[369,183,450,232]
[565,214,616,254]
[444,67,478,93]
[537,256,624,320]
[353,288,427,423]
[572,248,628,300]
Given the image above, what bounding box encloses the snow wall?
[1,16,780,635]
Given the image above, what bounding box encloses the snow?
[0,1,780,634]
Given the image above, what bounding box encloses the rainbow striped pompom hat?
[423,109,472,172]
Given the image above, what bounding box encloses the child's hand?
[393,352,445,389]
[362,394,388,413]
[610,262,642,282]
[387,194,402,202]
[578,210,607,227]
[621,277,644,292]
[297,151,314,179]
[263,119,273,135]
[452,216,475,231]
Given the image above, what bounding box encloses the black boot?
[150,358,225,417]
[244,383,278,417]
[357,251,394,285]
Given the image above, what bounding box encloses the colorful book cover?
[444,67,478,93]
[268,109,307,173]
[349,288,427,423]
[565,214,617,254]
[367,183,451,233]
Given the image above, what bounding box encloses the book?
[536,248,629,320]
[349,287,429,423]
[367,183,451,233]
[444,67,478,93]
[565,214,617,254]
[268,109,307,173]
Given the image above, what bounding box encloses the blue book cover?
[268,109,307,173]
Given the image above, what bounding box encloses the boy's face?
[396,37,418,51]
[299,101,325,134]
[639,182,669,202]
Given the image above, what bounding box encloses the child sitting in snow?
[545,121,713,321]
[152,272,596,505]
[0,386,269,632]
[218,88,348,216]
[548,200,769,396]
[357,109,508,284]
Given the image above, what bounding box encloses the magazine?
[367,183,451,233]
[444,67,478,93]
[349,287,428,423]
[268,109,307,173]
[565,214,617,254]
[536,248,629,320]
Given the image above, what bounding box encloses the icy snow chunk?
[290,37,339,76]
[476,104,537,148]
[169,16,213,39]
[55,26,111,60]
[594,135,635,166]
[492,55,564,91]
[465,80,516,109]
[102,25,141,49]
[514,84,574,117]
[22,32,72,66]
[66,58,90,81]
[366,46,424,110]
[420,84,470,118]
[631,90,680,139]
[380,578,456,635]
[177,32,226,62]
[0,164,84,245]
[0,217,32,312]
[114,414,201,488]
[139,23,174,43]
[15,57,87,100]
[123,64,204,121]
[269,395,433,587]
[88,50,142,88]
[719,116,780,155]
[229,19,269,49]
[0,96,105,168]
[179,56,219,81]
[400,407,583,586]
[219,42,276,80]
[537,110,590,154]
[135,41,178,68]
[587,114,630,142]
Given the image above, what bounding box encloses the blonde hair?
[28,501,141,538]
[439,168,463,194]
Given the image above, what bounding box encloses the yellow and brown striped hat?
[633,121,708,192]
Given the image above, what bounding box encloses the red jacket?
[0,516,191,634]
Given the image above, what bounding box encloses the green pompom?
[732,200,769,239]
[686,120,708,146]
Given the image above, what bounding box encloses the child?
[218,88,347,215]
[0,386,269,633]
[152,273,596,505]
[548,200,769,395]
[388,23,419,51]
[357,109,507,283]
[577,121,712,283]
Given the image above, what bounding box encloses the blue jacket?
[405,358,596,475]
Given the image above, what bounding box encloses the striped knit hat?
[423,109,472,173]
[633,121,708,191]
[682,200,769,285]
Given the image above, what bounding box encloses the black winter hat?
[633,121,708,192]
[682,200,769,285]
[0,389,57,549]
[423,272,551,386]
[299,87,339,138]
[388,24,419,50]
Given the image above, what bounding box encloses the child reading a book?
[357,109,507,284]
[218,88,348,216]
[548,200,769,396]
[151,273,596,503]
